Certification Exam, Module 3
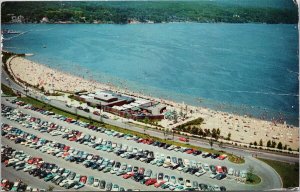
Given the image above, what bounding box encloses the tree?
[277,142,283,150]
[216,128,221,137]
[212,128,217,139]
[267,140,271,147]
[179,109,183,118]
[47,185,54,191]
[271,141,276,148]
[218,141,224,148]
[198,128,204,136]
[209,139,214,149]
[259,139,263,146]
[173,111,178,123]
[246,165,255,183]
[226,133,231,140]
[253,141,257,146]
[186,126,192,133]
[283,145,287,150]
[191,126,198,135]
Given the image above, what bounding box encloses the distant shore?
[5,55,299,150]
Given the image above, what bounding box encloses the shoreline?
[6,55,300,150]
[2,22,297,25]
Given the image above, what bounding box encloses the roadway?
[1,68,299,164]
[1,68,298,164]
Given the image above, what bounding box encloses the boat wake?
[211,89,299,97]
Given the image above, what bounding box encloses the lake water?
[3,23,299,125]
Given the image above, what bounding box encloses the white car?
[210,173,217,179]
[24,165,36,172]
[163,163,172,168]
[59,179,69,187]
[167,145,175,150]
[177,166,183,171]
[195,169,206,177]
[150,159,157,165]
[110,168,119,174]
[120,152,128,158]
[228,168,234,175]
[240,170,247,178]
[93,179,100,187]
[202,163,210,172]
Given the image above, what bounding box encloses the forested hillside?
[1,1,298,24]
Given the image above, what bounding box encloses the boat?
[1,29,21,34]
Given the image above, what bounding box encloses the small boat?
[25,53,34,56]
[1,29,21,34]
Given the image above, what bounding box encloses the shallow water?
[3,23,299,125]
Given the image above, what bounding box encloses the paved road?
[2,109,282,190]
[1,69,298,164]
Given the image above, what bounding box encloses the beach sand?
[8,56,299,150]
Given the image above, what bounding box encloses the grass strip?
[257,158,299,188]
[1,83,17,96]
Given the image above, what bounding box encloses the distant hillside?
[1,1,298,24]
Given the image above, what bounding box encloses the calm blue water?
[3,24,299,125]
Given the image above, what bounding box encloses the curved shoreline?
[6,55,300,150]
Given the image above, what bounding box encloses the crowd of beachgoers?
[7,56,299,150]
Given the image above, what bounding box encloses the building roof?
[94,92,117,102]
[144,104,166,115]
[80,95,93,99]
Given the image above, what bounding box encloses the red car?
[1,180,9,187]
[80,176,87,184]
[4,160,10,166]
[185,149,195,154]
[179,137,189,142]
[93,111,100,116]
[0,180,10,189]
[145,178,157,186]
[69,137,77,141]
[63,146,70,151]
[218,154,227,160]
[154,181,165,188]
[216,166,223,173]
[33,158,43,165]
[62,152,69,158]
[123,172,134,179]
[138,168,145,175]
[145,139,154,145]
[27,157,36,164]
[29,157,42,164]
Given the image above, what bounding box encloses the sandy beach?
[7,56,300,150]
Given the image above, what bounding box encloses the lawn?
[258,158,299,188]
[1,83,16,96]
[18,96,243,164]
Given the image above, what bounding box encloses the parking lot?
[1,97,282,191]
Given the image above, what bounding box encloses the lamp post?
[172,129,175,140]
